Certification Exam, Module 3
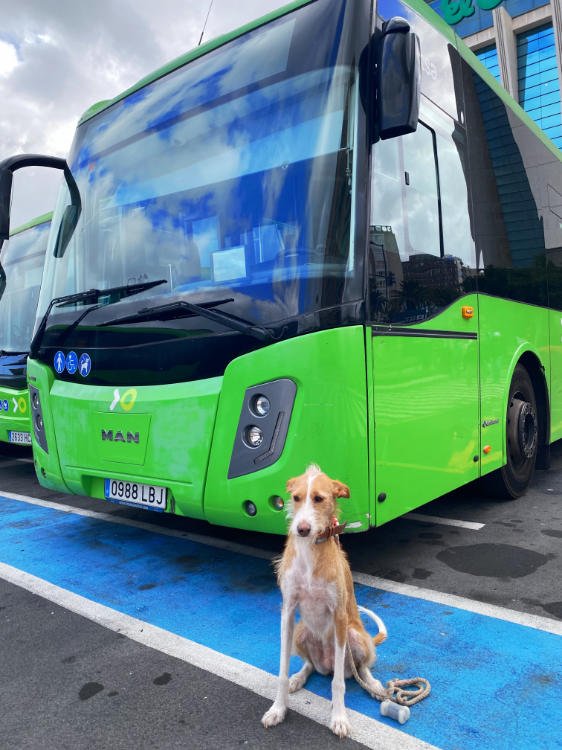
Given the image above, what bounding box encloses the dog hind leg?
[356,664,387,700]
[288,660,314,693]
[290,622,327,692]
[346,628,387,699]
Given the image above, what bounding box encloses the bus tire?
[483,363,538,500]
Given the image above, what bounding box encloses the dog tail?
[358,605,387,646]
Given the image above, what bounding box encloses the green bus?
[0,0,560,533]
[0,213,52,446]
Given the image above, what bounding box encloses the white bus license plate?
[104,479,167,511]
[8,431,32,445]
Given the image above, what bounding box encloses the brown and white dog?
[262,464,387,738]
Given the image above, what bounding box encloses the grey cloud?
[0,0,288,225]
[204,0,287,41]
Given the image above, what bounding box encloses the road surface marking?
[405,512,484,530]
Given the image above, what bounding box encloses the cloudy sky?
[0,0,287,228]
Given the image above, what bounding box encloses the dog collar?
[315,518,347,544]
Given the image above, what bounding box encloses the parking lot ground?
[1,577,374,750]
[1,490,560,750]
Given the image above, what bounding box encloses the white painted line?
[351,571,562,636]
[0,490,274,561]
[2,490,561,636]
[405,513,484,531]
[0,562,438,750]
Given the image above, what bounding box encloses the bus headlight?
[228,379,296,479]
[244,425,264,448]
[29,385,48,453]
[250,394,270,417]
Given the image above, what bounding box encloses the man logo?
[101,430,140,444]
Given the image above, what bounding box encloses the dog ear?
[286,477,297,493]
[332,480,350,498]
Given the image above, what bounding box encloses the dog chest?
[299,584,338,636]
[282,564,338,635]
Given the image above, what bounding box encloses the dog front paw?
[330,712,351,738]
[261,703,287,728]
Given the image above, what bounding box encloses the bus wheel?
[485,364,538,499]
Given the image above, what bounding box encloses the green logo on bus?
[441,0,503,25]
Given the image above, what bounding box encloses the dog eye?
[313,495,324,504]
[293,495,301,503]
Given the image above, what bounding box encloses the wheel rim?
[507,396,537,467]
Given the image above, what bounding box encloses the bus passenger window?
[370,125,441,323]
[370,113,475,324]
[371,125,440,264]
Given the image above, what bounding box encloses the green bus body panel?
[27,365,70,493]
[478,295,552,454]
[369,295,554,525]
[9,212,53,237]
[550,310,562,442]
[203,327,370,534]
[29,302,556,532]
[95,412,152,466]
[0,387,31,442]
[28,359,222,520]
[29,328,371,534]
[370,296,480,525]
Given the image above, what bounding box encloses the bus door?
[368,105,480,525]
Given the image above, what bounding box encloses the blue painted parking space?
[1,494,560,750]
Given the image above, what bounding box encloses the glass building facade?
[429,0,562,149]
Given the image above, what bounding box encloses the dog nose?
[297,523,311,537]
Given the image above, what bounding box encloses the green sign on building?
[441,0,503,25]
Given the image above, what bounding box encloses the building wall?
[428,0,562,149]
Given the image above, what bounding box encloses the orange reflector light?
[462,306,474,319]
[483,445,492,454]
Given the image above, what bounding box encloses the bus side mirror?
[0,263,6,300]
[0,167,14,241]
[378,17,421,140]
[0,153,81,242]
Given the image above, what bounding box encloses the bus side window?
[370,104,476,324]
[461,60,557,307]
[372,124,440,263]
[369,123,441,323]
[429,110,477,276]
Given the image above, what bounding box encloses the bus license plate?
[8,431,32,445]
[104,479,167,512]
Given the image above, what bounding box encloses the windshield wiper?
[29,279,167,358]
[100,298,276,342]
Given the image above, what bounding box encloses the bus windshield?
[0,218,50,353]
[39,0,361,339]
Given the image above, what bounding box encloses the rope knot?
[386,677,431,706]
